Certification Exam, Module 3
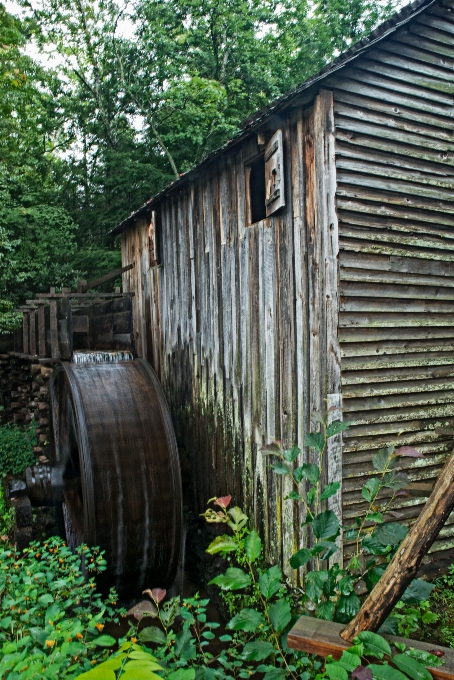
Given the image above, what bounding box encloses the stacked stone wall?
[0,355,54,464]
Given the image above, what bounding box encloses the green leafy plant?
[0,483,14,539]
[263,416,433,623]
[322,630,444,680]
[0,421,37,477]
[0,536,124,678]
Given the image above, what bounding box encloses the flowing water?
[72,350,134,364]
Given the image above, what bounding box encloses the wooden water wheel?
[44,359,182,600]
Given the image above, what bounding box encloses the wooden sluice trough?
[288,451,454,678]
[11,265,135,361]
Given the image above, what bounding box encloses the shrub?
[0,536,123,678]
[0,421,37,476]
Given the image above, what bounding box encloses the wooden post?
[38,304,46,357]
[341,451,454,641]
[29,310,36,356]
[49,288,60,360]
[22,313,29,355]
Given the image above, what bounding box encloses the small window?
[247,155,266,225]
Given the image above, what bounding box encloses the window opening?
[248,155,266,225]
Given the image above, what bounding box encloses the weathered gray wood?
[22,313,29,355]
[336,117,454,152]
[78,264,133,292]
[29,310,36,356]
[49,288,60,360]
[38,304,46,357]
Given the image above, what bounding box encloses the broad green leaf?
[121,671,162,680]
[401,579,435,604]
[372,449,393,472]
[263,669,288,680]
[227,608,266,631]
[271,461,291,475]
[305,570,328,601]
[77,667,116,680]
[242,640,276,661]
[382,471,410,490]
[364,565,385,592]
[167,671,196,680]
[337,575,356,596]
[305,432,325,452]
[326,420,351,437]
[227,507,248,531]
[93,635,116,647]
[392,654,432,680]
[312,541,338,561]
[294,463,320,484]
[366,512,384,524]
[367,664,410,680]
[338,651,362,671]
[320,482,341,501]
[174,627,195,659]
[245,530,262,561]
[375,522,408,547]
[209,567,251,590]
[289,548,311,569]
[362,535,390,555]
[206,535,237,554]
[316,601,335,621]
[355,631,391,659]
[139,626,166,644]
[312,510,339,540]
[285,491,301,501]
[361,478,380,503]
[258,566,282,599]
[284,445,300,462]
[335,593,361,624]
[124,660,163,672]
[268,599,291,632]
[325,663,348,680]
[38,594,54,605]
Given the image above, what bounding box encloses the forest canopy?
[0,0,401,329]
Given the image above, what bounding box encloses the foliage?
[0,299,21,333]
[322,630,444,680]
[0,422,37,477]
[260,417,430,624]
[0,536,124,678]
[0,483,14,539]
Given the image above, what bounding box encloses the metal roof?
[111,0,438,236]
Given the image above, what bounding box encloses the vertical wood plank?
[49,288,60,359]
[29,310,36,356]
[38,304,46,358]
[22,313,29,355]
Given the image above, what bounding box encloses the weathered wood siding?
[121,94,341,570]
[120,0,454,572]
[325,0,454,569]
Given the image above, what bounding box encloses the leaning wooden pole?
[341,451,454,641]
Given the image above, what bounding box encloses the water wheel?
[46,359,182,600]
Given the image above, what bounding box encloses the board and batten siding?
[323,0,454,571]
[121,92,341,573]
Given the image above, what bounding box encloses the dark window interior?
[249,156,266,224]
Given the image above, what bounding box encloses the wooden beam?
[29,310,36,357]
[288,617,454,680]
[77,264,133,293]
[341,451,454,641]
[35,292,135,299]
